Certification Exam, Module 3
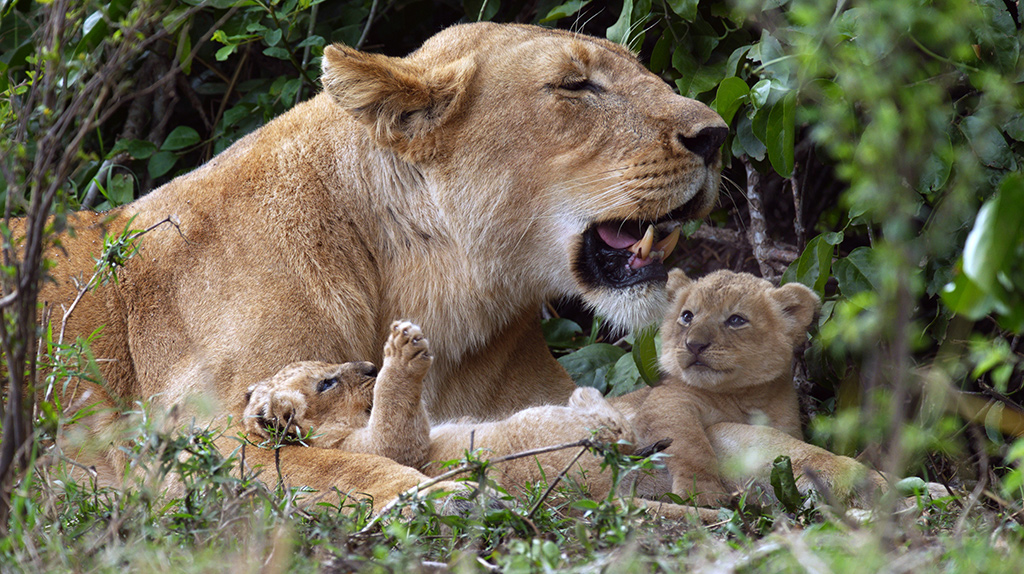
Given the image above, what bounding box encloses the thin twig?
[526,446,588,520]
[742,158,774,279]
[356,0,380,50]
[355,438,603,536]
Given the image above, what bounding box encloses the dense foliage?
[1,0,1023,570]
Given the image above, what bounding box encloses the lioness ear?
[666,269,693,303]
[772,283,821,345]
[321,44,475,160]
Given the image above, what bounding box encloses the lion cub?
[244,321,635,493]
[612,269,819,505]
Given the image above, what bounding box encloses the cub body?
[245,322,636,501]
[614,270,817,504]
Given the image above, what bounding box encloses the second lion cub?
[614,269,819,505]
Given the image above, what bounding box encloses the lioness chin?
[30,23,727,507]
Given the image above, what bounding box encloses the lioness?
[27,23,728,505]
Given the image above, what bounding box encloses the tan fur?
[612,270,819,504]
[615,270,947,507]
[29,23,726,507]
[246,320,721,521]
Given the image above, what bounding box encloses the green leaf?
[781,232,842,294]
[749,79,771,109]
[666,0,698,21]
[941,273,997,320]
[770,455,802,513]
[606,353,644,397]
[541,318,584,349]
[962,114,1014,169]
[263,28,282,47]
[734,114,766,161]
[713,77,749,126]
[894,477,927,497]
[263,47,290,61]
[109,139,157,160]
[215,44,237,61]
[105,173,135,206]
[160,126,201,151]
[557,344,627,393]
[766,92,796,178]
[963,173,1024,292]
[630,325,660,385]
[833,247,879,297]
[540,0,591,23]
[606,0,634,46]
[148,151,179,179]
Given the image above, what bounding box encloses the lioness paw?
[383,320,433,378]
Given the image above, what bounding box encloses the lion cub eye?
[317,377,339,393]
[726,314,748,328]
[679,310,694,325]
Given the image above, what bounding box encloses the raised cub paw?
[243,381,311,443]
[569,387,636,447]
[382,321,433,380]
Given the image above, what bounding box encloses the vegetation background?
[1,0,1023,571]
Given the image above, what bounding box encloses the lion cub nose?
[678,126,729,165]
[355,362,379,377]
[686,340,710,356]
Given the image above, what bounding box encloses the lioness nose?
[678,126,728,165]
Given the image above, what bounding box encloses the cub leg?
[642,403,729,506]
[345,321,433,467]
[707,422,948,506]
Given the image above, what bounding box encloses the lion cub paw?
[569,387,635,446]
[382,321,433,380]
[244,381,310,442]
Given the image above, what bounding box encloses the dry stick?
[742,158,774,279]
[354,438,602,536]
[954,425,990,537]
[791,162,806,249]
[356,0,381,50]
[526,446,589,520]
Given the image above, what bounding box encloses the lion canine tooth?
[653,226,680,259]
[629,225,656,260]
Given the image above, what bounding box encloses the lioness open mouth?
[575,218,682,290]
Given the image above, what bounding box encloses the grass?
[3,408,1023,573]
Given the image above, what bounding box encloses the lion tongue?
[596,222,680,269]
[596,223,640,249]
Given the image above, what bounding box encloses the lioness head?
[660,270,820,391]
[243,361,378,443]
[321,23,727,330]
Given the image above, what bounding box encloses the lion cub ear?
[771,283,821,346]
[321,44,476,161]
[666,269,693,303]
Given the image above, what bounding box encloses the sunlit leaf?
[160,126,201,151]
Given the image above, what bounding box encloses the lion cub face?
[244,361,378,442]
[659,270,820,391]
